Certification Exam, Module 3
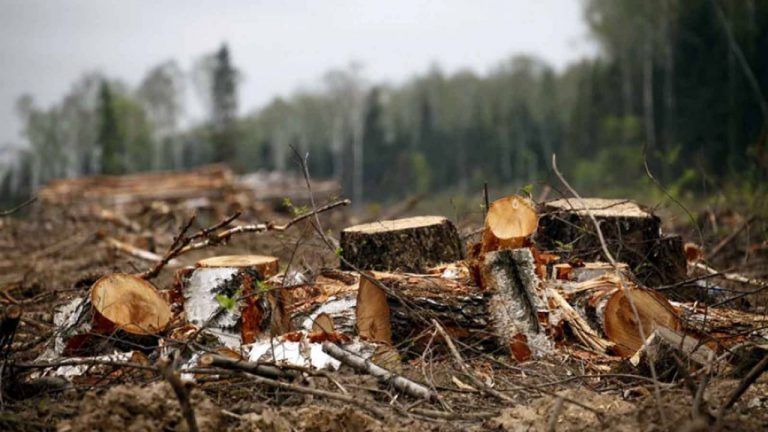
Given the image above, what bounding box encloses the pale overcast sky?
[0,0,595,149]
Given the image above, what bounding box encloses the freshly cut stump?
[537,198,685,286]
[180,255,288,347]
[57,274,171,356]
[481,196,538,253]
[340,216,463,272]
[91,273,172,335]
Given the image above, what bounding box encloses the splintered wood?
[340,216,464,272]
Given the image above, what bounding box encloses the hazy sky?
[0,0,595,148]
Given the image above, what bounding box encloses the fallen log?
[179,255,289,347]
[340,216,464,272]
[564,275,681,357]
[672,301,768,346]
[481,195,538,253]
[90,273,172,335]
[361,272,492,354]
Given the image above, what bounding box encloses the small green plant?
[334,246,344,257]
[282,197,309,216]
[215,288,242,311]
[554,240,573,252]
[519,183,534,198]
[256,280,270,293]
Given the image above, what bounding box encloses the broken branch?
[321,342,437,401]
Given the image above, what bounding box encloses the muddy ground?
[0,196,767,431]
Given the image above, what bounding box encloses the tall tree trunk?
[621,55,634,146]
[643,36,657,159]
[662,0,676,182]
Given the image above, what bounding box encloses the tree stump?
[340,216,464,272]
[59,273,172,356]
[537,198,685,287]
[481,196,538,253]
[179,255,288,347]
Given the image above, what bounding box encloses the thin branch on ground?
[0,196,37,217]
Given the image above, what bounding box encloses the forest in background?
[1,0,766,208]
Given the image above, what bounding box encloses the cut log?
[481,195,538,253]
[91,273,172,335]
[565,276,681,357]
[629,327,716,380]
[179,255,288,347]
[537,198,685,286]
[340,216,464,272]
[480,248,549,361]
[56,274,171,356]
[356,275,393,344]
[370,272,492,355]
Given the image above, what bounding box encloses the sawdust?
[57,382,223,432]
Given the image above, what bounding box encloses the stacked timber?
[39,164,234,206]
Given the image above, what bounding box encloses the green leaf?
[520,183,534,197]
[334,247,344,257]
[256,280,270,293]
[215,293,237,311]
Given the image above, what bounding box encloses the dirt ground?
[1,196,767,431]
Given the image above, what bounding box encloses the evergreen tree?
[98,81,123,175]
[210,44,239,165]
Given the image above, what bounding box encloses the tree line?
[2,0,766,204]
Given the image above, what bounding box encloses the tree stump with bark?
[537,198,685,286]
[340,216,464,272]
[60,273,172,355]
[179,255,289,346]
